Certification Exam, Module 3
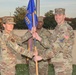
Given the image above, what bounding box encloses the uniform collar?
[57,21,67,27]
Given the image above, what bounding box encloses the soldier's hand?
[31,27,42,41]
[31,26,36,33]
[32,32,42,41]
[33,55,42,62]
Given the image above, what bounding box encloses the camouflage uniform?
[0,30,33,75]
[51,21,75,75]
[52,8,74,75]
[28,28,51,75]
[42,22,74,75]
[40,8,75,75]
[42,8,74,75]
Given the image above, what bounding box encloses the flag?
[25,0,38,30]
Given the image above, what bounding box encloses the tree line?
[12,6,76,30]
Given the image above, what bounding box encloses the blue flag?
[25,0,38,30]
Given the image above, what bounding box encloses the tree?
[43,10,57,29]
[70,18,76,30]
[14,6,28,29]
[45,10,53,17]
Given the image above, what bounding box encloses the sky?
[0,0,76,18]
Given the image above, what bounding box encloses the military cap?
[55,8,65,15]
[2,17,16,24]
[38,16,44,22]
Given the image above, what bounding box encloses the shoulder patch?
[11,38,15,42]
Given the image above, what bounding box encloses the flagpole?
[33,0,39,74]
[25,0,39,74]
[36,0,40,16]
[32,12,39,75]
[33,1,39,75]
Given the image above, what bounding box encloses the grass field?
[15,64,76,75]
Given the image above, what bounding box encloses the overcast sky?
[0,0,76,18]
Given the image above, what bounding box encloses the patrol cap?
[55,8,65,15]
[2,17,16,24]
[38,16,44,22]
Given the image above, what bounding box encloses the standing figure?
[28,16,52,75]
[51,8,74,75]
[39,8,74,75]
[0,17,34,75]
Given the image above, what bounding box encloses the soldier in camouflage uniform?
[0,17,34,75]
[50,8,74,75]
[27,16,52,75]
[39,8,74,75]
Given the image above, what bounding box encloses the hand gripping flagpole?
[24,0,39,74]
[32,12,38,75]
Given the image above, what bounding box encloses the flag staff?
[25,0,39,75]
[32,0,39,74]
[36,0,40,16]
[32,12,38,75]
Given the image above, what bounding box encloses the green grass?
[15,64,29,75]
[15,64,76,75]
[72,64,76,75]
[48,64,55,75]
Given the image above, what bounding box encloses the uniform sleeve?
[7,39,33,58]
[40,48,54,60]
[36,30,54,60]
[38,30,52,49]
[21,30,32,43]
